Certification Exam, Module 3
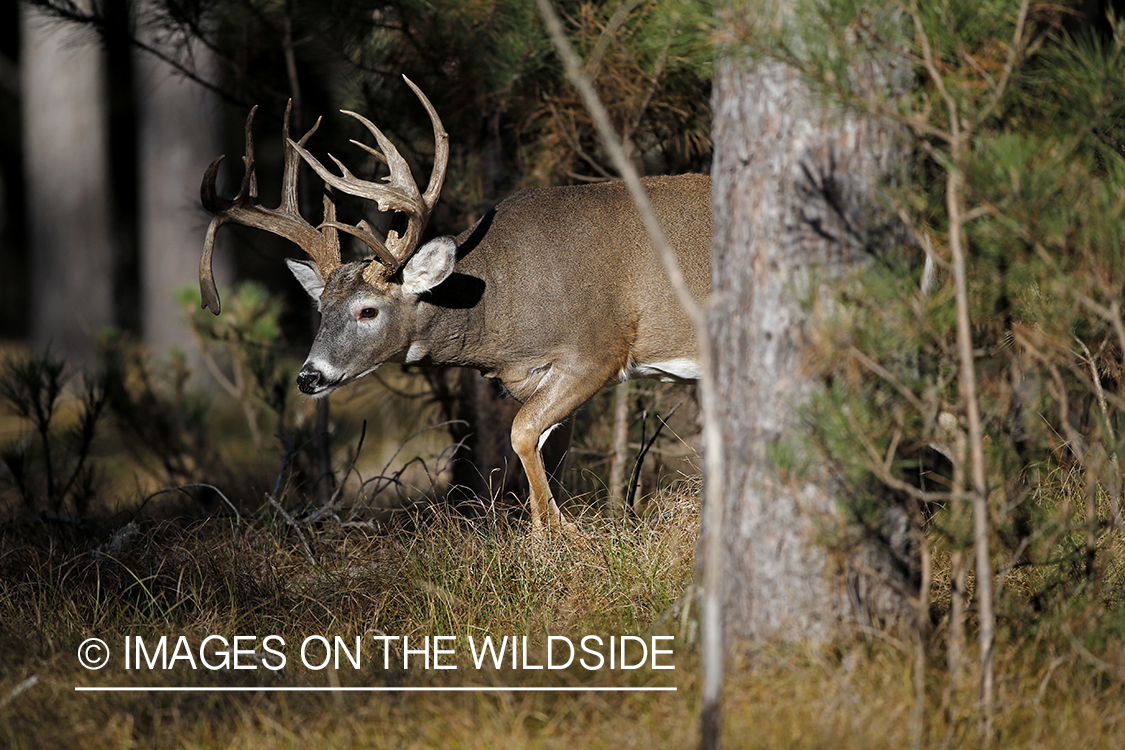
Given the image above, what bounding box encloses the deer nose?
[296,367,322,394]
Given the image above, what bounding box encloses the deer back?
[417,173,712,399]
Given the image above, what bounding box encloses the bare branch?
[536,4,724,747]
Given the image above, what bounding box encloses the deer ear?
[402,236,457,296]
[286,258,325,301]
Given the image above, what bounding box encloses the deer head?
[199,77,451,394]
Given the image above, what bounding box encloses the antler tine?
[287,77,449,281]
[199,109,250,314]
[198,101,341,314]
[289,112,422,214]
[200,105,258,215]
[318,218,399,269]
[307,151,401,267]
[401,75,450,216]
[278,99,299,215]
[280,103,325,213]
[350,139,389,165]
[199,194,225,313]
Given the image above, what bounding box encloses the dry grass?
[0,483,702,749]
[2,469,1125,749]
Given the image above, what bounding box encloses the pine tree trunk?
[708,47,918,642]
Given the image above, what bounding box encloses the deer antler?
[287,76,449,285]
[199,100,341,314]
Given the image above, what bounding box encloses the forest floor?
[2,477,1124,749]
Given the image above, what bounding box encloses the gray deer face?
[286,237,457,397]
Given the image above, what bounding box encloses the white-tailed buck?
[199,78,711,532]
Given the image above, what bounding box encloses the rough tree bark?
[708,12,918,643]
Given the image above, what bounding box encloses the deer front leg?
[509,371,606,534]
[510,414,564,532]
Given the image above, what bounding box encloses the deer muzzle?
[296,366,326,395]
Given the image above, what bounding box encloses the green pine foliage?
[337,0,713,210]
[735,0,1125,652]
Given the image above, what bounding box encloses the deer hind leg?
[510,373,604,534]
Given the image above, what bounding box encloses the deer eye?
[358,307,378,320]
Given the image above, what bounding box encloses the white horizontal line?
[75,686,676,693]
